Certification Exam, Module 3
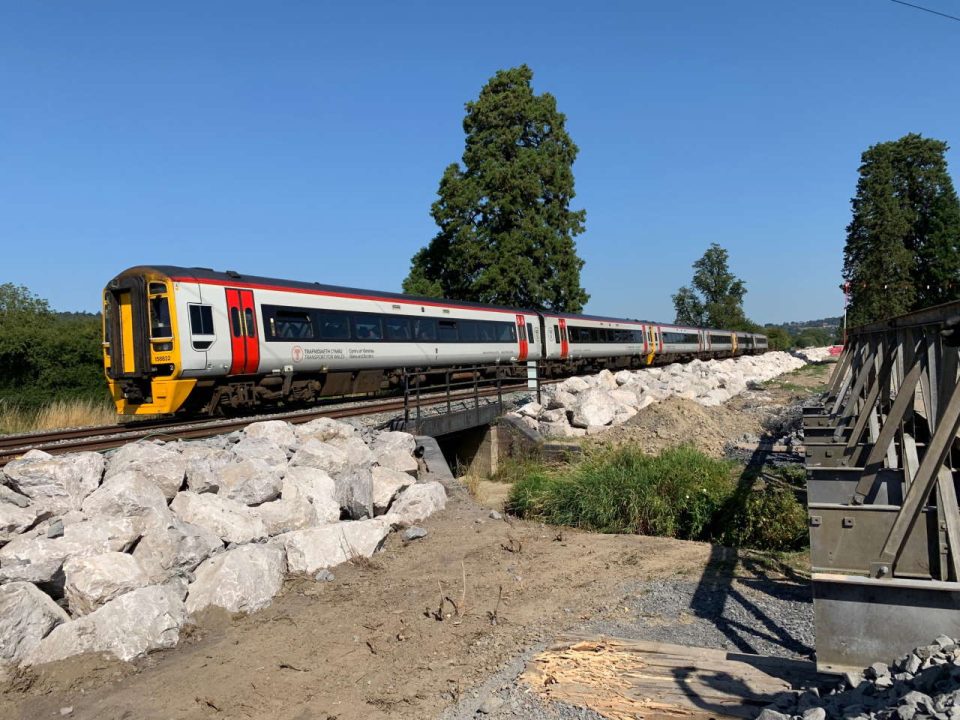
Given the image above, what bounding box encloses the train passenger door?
[515,315,529,361]
[225,288,260,375]
[558,318,570,360]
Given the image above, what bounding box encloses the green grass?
[505,446,809,551]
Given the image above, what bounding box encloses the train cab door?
[558,318,570,360]
[645,326,657,365]
[225,288,260,375]
[515,315,529,361]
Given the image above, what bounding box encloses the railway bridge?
[804,300,960,672]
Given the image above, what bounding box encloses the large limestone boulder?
[326,435,375,467]
[24,584,187,665]
[371,431,417,457]
[289,439,351,477]
[62,517,141,554]
[698,388,732,407]
[539,420,586,439]
[185,543,286,615]
[1,502,44,545]
[333,467,374,520]
[179,445,234,494]
[517,402,542,418]
[371,466,413,515]
[294,417,357,442]
[596,369,618,390]
[559,376,590,394]
[607,388,641,409]
[2,451,104,515]
[254,497,317,536]
[170,492,267,545]
[231,436,288,473]
[80,471,174,531]
[217,459,283,506]
[0,535,79,586]
[104,442,185,500]
[539,408,568,423]
[383,482,447,527]
[570,388,616,428]
[243,420,297,450]
[63,552,151,616]
[281,466,340,525]
[133,518,223,583]
[280,519,391,574]
[544,388,577,411]
[0,582,70,664]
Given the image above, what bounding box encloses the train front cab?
[103,270,196,415]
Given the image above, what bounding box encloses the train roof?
[119,265,766,336]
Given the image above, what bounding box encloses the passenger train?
[102,266,769,415]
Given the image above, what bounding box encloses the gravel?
[440,571,814,719]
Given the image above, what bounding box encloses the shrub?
[505,446,811,551]
[717,470,809,551]
[506,445,737,541]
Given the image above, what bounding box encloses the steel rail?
[0,380,541,466]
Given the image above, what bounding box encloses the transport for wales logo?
[291,346,304,363]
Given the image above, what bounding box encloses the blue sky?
[1,1,957,324]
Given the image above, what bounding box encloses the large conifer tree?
[843,134,960,325]
[402,65,589,312]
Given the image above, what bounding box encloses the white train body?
[102,266,767,415]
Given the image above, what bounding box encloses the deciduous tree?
[402,65,589,312]
[672,244,751,330]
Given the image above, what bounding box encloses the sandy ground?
[0,364,832,720]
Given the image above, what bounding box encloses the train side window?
[274,310,314,339]
[244,309,255,338]
[189,305,215,335]
[352,314,383,341]
[150,296,172,339]
[495,322,516,343]
[148,282,167,295]
[527,323,534,343]
[459,320,479,342]
[320,311,350,341]
[230,307,242,337]
[384,316,412,341]
[414,318,437,341]
[553,326,560,344]
[437,320,458,342]
[476,322,495,343]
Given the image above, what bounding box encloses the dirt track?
[1,364,830,720]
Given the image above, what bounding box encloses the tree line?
[0,284,105,410]
[400,66,959,335]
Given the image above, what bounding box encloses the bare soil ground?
[0,364,832,720]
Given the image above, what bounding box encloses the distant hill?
[764,316,841,331]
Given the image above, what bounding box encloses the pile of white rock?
[793,346,840,363]
[0,418,446,670]
[508,351,811,438]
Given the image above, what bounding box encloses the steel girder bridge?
[804,301,960,673]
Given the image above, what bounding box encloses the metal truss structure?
[804,302,960,673]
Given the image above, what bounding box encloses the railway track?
[0,381,539,466]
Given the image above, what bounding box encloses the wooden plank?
[521,636,822,720]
